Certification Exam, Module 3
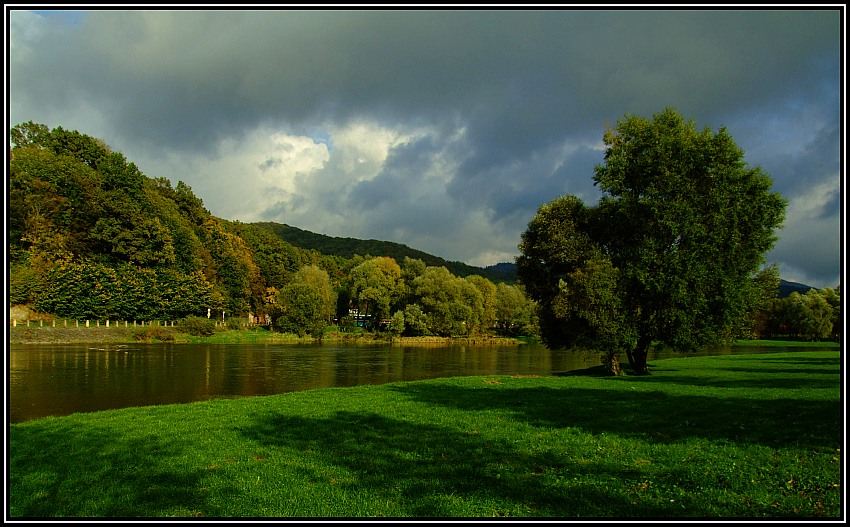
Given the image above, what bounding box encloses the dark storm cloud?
[9,8,842,286]
[14,10,837,154]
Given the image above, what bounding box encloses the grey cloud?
[14,10,837,154]
[818,190,840,220]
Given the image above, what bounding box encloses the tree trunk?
[626,334,652,375]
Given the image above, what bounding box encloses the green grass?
[9,351,841,518]
[734,339,840,348]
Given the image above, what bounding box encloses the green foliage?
[181,316,217,337]
[91,214,177,267]
[519,108,788,373]
[494,283,537,336]
[35,261,213,321]
[228,220,327,291]
[275,282,327,337]
[388,310,406,335]
[10,121,49,148]
[202,219,263,315]
[762,288,841,341]
[412,266,484,337]
[10,147,103,266]
[388,304,431,336]
[737,265,781,339]
[272,264,337,336]
[346,256,404,327]
[9,259,44,306]
[466,275,497,330]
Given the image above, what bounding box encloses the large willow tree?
[517,108,787,374]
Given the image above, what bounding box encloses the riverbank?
[9,351,841,518]
[9,323,839,350]
[7,324,527,347]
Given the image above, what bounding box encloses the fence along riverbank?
[10,318,190,328]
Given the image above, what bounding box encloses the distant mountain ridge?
[778,279,816,298]
[252,222,516,282]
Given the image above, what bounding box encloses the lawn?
[8,350,842,518]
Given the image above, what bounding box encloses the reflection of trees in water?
[10,343,836,423]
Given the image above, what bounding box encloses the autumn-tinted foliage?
[8,122,322,320]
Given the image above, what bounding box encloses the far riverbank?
[7,324,527,347]
[8,323,838,351]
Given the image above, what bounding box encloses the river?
[8,341,834,423]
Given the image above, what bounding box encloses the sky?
[6,8,843,289]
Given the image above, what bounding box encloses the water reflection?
[8,342,834,423]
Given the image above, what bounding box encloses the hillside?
[252,222,516,282]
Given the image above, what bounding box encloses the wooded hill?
[7,122,511,321]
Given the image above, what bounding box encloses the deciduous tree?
[518,108,787,374]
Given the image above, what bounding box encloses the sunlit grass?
[9,351,841,518]
[733,339,839,348]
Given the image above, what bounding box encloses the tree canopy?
[517,108,788,374]
[8,122,332,321]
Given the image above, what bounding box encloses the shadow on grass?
[239,410,689,517]
[385,383,840,451]
[8,419,234,518]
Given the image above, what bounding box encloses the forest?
[7,122,840,342]
[7,122,535,338]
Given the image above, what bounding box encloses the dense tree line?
[8,122,533,336]
[756,286,841,341]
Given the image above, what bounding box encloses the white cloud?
[785,178,841,221]
[137,126,330,222]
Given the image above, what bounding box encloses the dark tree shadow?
[385,383,840,450]
[9,418,235,518]
[238,410,705,517]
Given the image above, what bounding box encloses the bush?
[224,317,245,331]
[181,316,216,337]
[132,326,175,342]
